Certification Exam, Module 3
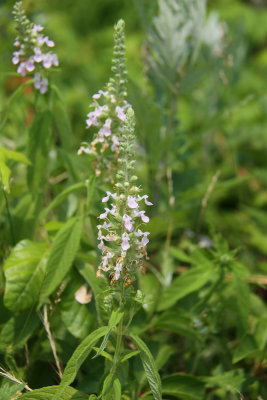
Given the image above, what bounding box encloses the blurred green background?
[1,0,267,270]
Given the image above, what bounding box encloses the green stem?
[111,284,125,375]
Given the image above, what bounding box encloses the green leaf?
[170,247,193,263]
[0,152,11,192]
[40,182,87,220]
[154,311,197,338]
[0,310,39,353]
[39,217,83,306]
[162,374,205,400]
[20,385,88,399]
[255,317,267,350]
[53,326,109,400]
[27,111,52,194]
[0,147,30,193]
[77,263,110,323]
[203,370,245,395]
[232,265,250,334]
[93,309,123,358]
[4,240,48,311]
[0,146,31,165]
[113,378,121,400]
[53,101,72,150]
[102,373,114,398]
[139,273,161,314]
[233,334,260,363]
[129,332,162,400]
[120,350,140,363]
[157,265,214,311]
[60,284,93,339]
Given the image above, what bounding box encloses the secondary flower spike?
[12,1,58,94]
[97,108,152,285]
[78,19,130,180]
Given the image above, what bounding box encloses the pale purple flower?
[114,261,122,280]
[102,191,111,202]
[25,58,35,72]
[138,210,149,223]
[14,40,20,47]
[44,37,55,47]
[12,50,23,64]
[34,48,43,62]
[123,215,133,232]
[121,233,130,251]
[141,232,150,247]
[138,195,153,206]
[100,118,112,137]
[43,53,58,68]
[99,208,110,219]
[116,106,126,121]
[111,135,120,152]
[93,90,108,100]
[110,204,117,216]
[128,196,138,209]
[17,62,27,76]
[39,78,48,94]
[32,24,43,35]
[86,112,99,128]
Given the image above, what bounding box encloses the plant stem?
[111,284,125,375]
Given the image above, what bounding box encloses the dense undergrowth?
[0,1,267,399]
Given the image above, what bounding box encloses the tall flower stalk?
[78,20,130,180]
[12,1,58,94]
[97,107,152,286]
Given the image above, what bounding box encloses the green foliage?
[0,0,267,399]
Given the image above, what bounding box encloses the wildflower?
[78,19,130,180]
[12,1,58,94]
[96,108,153,285]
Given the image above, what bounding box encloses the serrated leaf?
[39,217,83,306]
[27,111,52,194]
[4,240,48,311]
[233,334,260,363]
[53,326,109,400]
[20,385,88,399]
[0,310,39,353]
[129,332,162,400]
[162,374,205,400]
[157,265,214,311]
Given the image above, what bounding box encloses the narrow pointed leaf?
[53,326,109,400]
[39,217,83,306]
[129,332,162,400]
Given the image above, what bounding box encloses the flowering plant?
[78,20,129,179]
[12,1,58,93]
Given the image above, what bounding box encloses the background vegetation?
[0,0,267,399]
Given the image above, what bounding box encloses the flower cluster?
[12,1,58,94]
[78,20,129,179]
[97,108,152,285]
